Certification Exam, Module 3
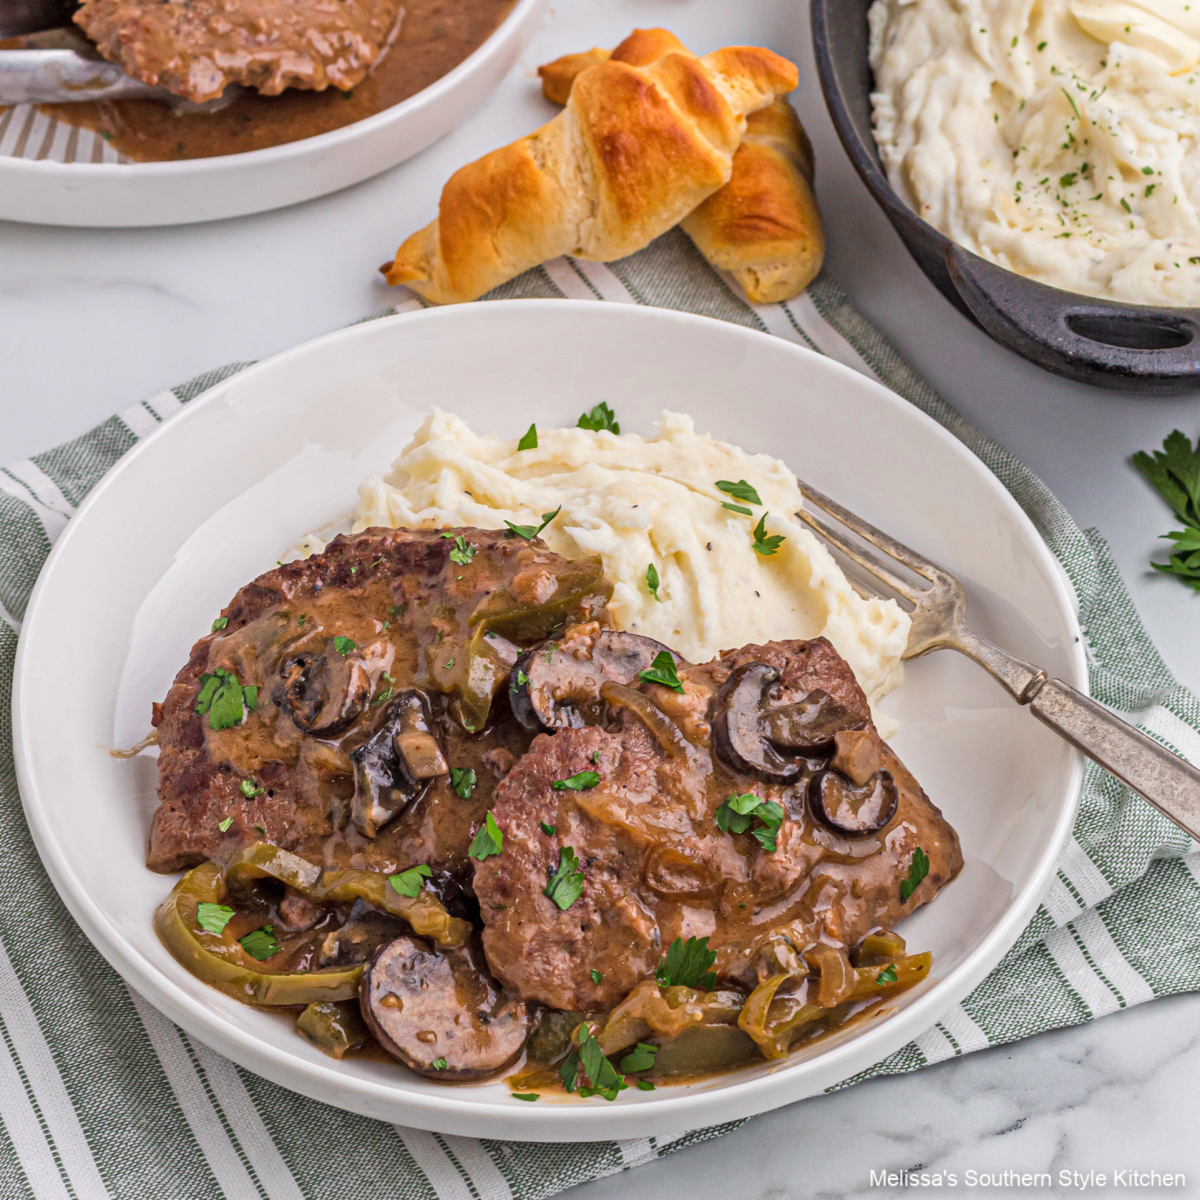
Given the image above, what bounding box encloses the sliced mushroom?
[273,640,371,736]
[350,690,447,838]
[711,665,869,782]
[509,629,680,732]
[360,935,529,1080]
[809,768,899,836]
[318,899,408,968]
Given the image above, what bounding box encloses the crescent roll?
[381,39,799,304]
[538,29,825,304]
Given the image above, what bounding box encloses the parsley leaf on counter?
[750,513,785,557]
[240,779,263,799]
[545,847,585,910]
[332,636,356,656]
[901,847,930,902]
[646,562,662,601]
[195,668,256,730]
[388,864,432,898]
[505,506,561,541]
[715,793,784,852]
[577,401,620,434]
[552,770,600,792]
[211,616,229,631]
[449,535,477,566]
[716,479,762,505]
[876,964,899,985]
[196,903,235,935]
[517,423,539,451]
[638,650,683,693]
[469,812,503,861]
[620,1043,658,1073]
[239,925,280,961]
[560,1025,626,1101]
[1133,429,1200,591]
[655,936,717,990]
[450,767,477,799]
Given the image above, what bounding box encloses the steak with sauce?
[75,0,405,103]
[149,527,610,874]
[473,633,963,1012]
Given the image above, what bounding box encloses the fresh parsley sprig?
[505,506,561,541]
[750,513,786,557]
[195,668,257,731]
[638,650,683,693]
[1133,429,1200,591]
[577,402,620,434]
[655,936,717,990]
[559,1024,626,1101]
[448,535,476,566]
[715,793,785,852]
[545,847,585,910]
[389,864,432,898]
[469,812,504,861]
[450,767,477,799]
[900,847,930,902]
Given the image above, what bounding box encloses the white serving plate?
[12,300,1086,1140]
[0,0,548,228]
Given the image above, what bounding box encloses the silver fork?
[797,482,1200,840]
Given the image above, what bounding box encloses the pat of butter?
[1071,0,1200,72]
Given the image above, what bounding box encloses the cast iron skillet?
[811,0,1200,393]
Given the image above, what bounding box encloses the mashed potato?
[344,409,911,711]
[870,0,1200,305]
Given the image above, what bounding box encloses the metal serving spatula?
[797,481,1200,839]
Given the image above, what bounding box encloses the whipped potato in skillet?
[870,0,1200,305]
[346,409,911,711]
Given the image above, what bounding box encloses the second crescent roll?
[539,29,825,304]
[382,42,798,304]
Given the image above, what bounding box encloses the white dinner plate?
[0,0,548,227]
[12,300,1086,1140]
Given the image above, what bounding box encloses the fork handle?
[1028,677,1200,839]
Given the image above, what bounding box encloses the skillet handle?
[945,245,1200,393]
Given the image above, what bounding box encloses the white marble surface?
[2,0,1199,1194]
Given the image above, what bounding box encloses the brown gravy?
[40,0,514,163]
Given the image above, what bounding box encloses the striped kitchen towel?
[2,227,1198,1200]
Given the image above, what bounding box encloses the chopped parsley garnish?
[431,1058,448,1071]
[448,535,476,566]
[646,562,662,601]
[539,821,556,835]
[371,687,394,708]
[297,615,306,626]
[552,770,600,792]
[390,604,405,617]
[560,1024,626,1101]
[545,847,585,910]
[450,767,477,799]
[195,668,257,731]
[590,968,604,984]
[1132,429,1200,591]
[444,658,455,669]
[505,506,561,541]
[876,964,899,985]
[750,513,785,557]
[211,616,229,632]
[332,636,356,656]
[239,925,279,961]
[512,1093,540,1101]
[722,502,753,516]
[468,812,503,861]
[636,1079,656,1091]
[619,1043,658,1073]
[196,903,235,935]
[218,817,233,832]
[577,401,620,434]
[900,847,930,902]
[715,793,784,852]
[716,478,762,505]
[590,750,600,764]
[655,936,716,990]
[255,825,266,835]
[638,650,683,693]
[517,423,538,451]
[516,670,529,686]
[240,779,263,799]
[389,864,432,898]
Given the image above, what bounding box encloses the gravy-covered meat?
[150,527,610,874]
[473,635,962,1012]
[75,0,405,103]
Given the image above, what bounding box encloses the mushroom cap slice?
[274,640,371,736]
[509,628,680,732]
[809,768,899,836]
[710,663,804,781]
[360,935,529,1080]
